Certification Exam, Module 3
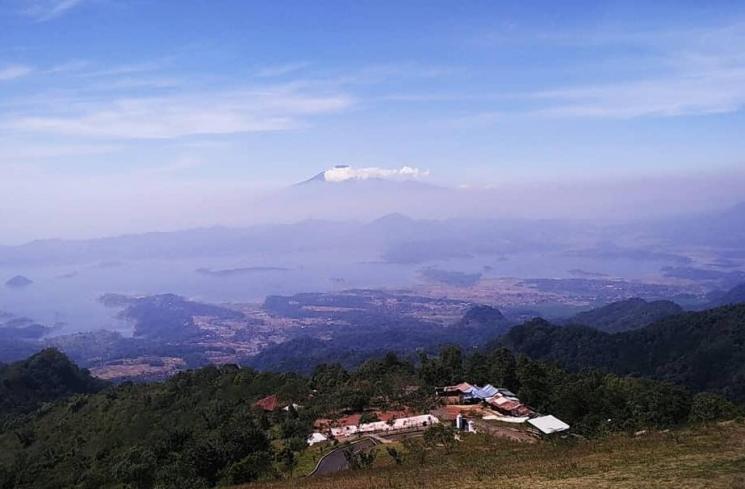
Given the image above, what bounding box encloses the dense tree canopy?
[0,348,106,424]
[501,304,745,402]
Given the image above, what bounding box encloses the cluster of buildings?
[257,380,570,448]
[254,394,441,446]
[308,411,440,445]
[437,382,534,417]
[436,382,570,435]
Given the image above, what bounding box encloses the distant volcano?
[297,165,348,184]
[262,164,459,222]
[5,275,33,288]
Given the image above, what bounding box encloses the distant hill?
[566,298,683,333]
[0,312,51,341]
[661,266,745,289]
[100,293,244,342]
[246,322,463,374]
[456,305,510,335]
[0,339,38,364]
[4,275,33,288]
[502,303,745,401]
[640,201,745,248]
[459,304,506,324]
[0,349,106,419]
[245,337,385,373]
[0,216,566,267]
[0,313,53,363]
[419,268,482,286]
[0,323,51,341]
[709,282,745,307]
[248,303,512,373]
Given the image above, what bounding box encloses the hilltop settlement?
[284,380,569,450]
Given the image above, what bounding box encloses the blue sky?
[1,1,745,239]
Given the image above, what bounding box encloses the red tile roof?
[434,404,486,420]
[375,409,413,422]
[441,382,474,393]
[254,394,280,411]
[313,418,332,429]
[315,414,362,430]
[514,405,535,417]
[492,399,521,411]
[336,414,362,427]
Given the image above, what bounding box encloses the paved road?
[311,438,378,476]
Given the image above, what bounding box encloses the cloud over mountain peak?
[320,165,430,183]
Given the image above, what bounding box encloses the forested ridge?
[565,297,683,332]
[0,349,106,423]
[502,303,745,401]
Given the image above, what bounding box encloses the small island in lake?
[5,275,33,288]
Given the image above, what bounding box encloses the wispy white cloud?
[102,76,182,90]
[21,0,86,21]
[462,21,745,120]
[44,60,90,74]
[529,22,745,118]
[3,87,354,139]
[0,140,119,162]
[77,61,168,78]
[255,62,310,78]
[532,68,745,118]
[332,63,460,86]
[0,64,33,81]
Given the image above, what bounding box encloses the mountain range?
[1,200,744,267]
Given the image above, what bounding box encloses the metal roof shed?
[496,388,518,399]
[528,415,570,434]
[472,384,499,399]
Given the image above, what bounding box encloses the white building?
[329,414,439,438]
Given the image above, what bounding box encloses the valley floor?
[239,421,745,489]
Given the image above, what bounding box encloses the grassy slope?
[240,422,745,489]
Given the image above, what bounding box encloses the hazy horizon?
[0,166,743,244]
[2,1,745,242]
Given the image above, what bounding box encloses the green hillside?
[0,363,310,489]
[567,298,683,333]
[502,303,745,401]
[0,348,106,422]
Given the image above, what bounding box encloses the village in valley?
[252,379,570,475]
